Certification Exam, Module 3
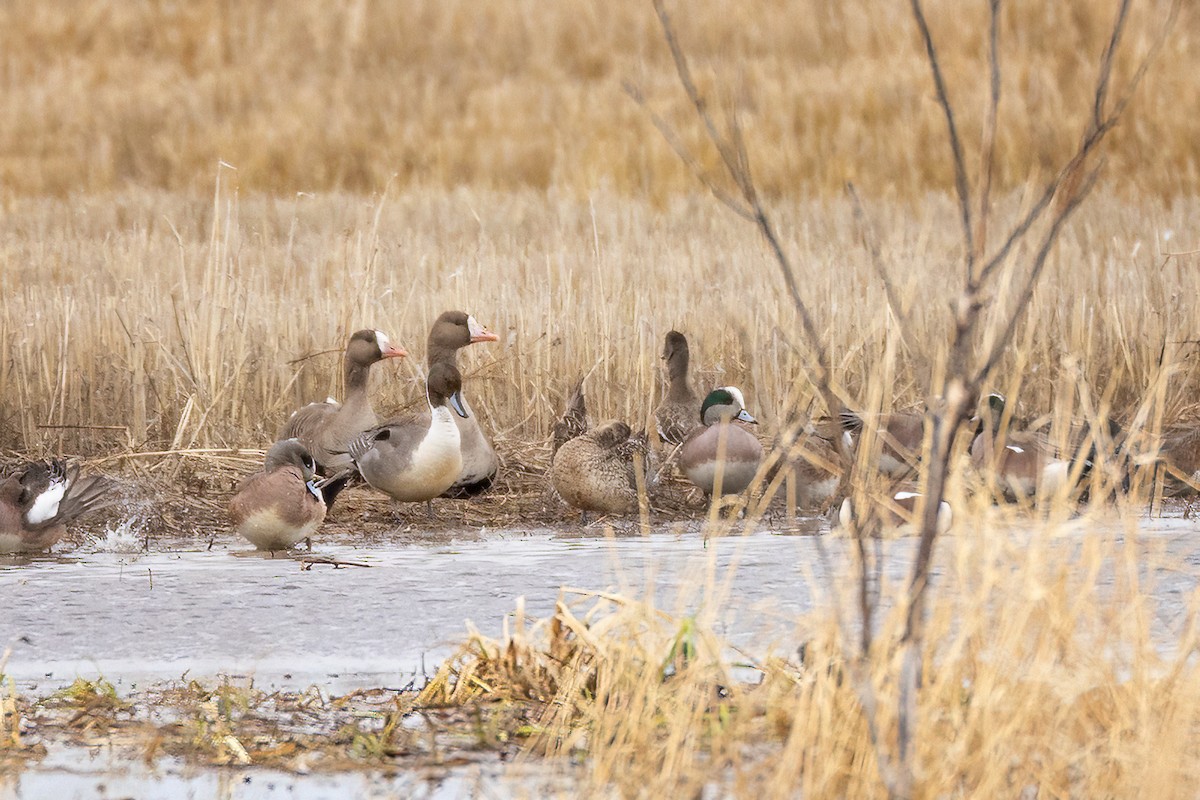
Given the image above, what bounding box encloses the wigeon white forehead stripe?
[723,386,747,409]
[1006,445,1025,454]
[467,315,485,338]
[375,331,390,352]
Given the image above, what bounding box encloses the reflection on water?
[2,746,571,800]
[1,523,851,694]
[4,517,1199,694]
[3,515,1200,798]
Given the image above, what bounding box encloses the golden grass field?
[3,0,1200,796]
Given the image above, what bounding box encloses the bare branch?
[643,0,843,418]
[1092,0,1132,131]
[910,0,975,279]
[848,183,912,335]
[623,81,756,221]
[971,165,1103,386]
[974,0,1003,269]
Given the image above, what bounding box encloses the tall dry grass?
[421,503,1200,798]
[0,0,1194,201]
[1,184,1197,458]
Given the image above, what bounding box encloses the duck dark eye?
[303,456,315,470]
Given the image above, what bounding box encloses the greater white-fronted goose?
[349,362,465,505]
[679,386,764,496]
[280,329,407,472]
[228,439,350,551]
[0,460,113,553]
[654,330,701,445]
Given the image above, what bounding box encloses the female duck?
[0,460,112,553]
[280,329,407,472]
[680,386,763,496]
[228,439,349,551]
[350,362,465,505]
[551,420,648,517]
[654,330,700,445]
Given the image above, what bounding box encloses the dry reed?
[420,505,1200,798]
[2,187,1197,462]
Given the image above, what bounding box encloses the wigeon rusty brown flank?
[969,392,1072,499]
[679,386,764,496]
[228,439,347,551]
[835,409,926,478]
[0,460,113,553]
[654,330,701,446]
[280,329,407,472]
[349,362,465,505]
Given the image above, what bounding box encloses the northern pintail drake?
[680,386,764,496]
[551,419,649,517]
[969,392,1072,499]
[836,489,953,535]
[412,311,500,498]
[654,330,701,445]
[350,361,465,505]
[0,460,113,553]
[228,439,350,551]
[280,329,407,472]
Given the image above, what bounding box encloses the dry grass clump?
[0,0,1194,201]
[418,510,1200,797]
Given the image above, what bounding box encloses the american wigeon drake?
[413,311,500,498]
[654,331,701,445]
[969,392,1072,499]
[228,439,350,551]
[0,460,113,553]
[350,361,465,505]
[551,420,649,517]
[280,329,407,472]
[834,410,925,478]
[680,386,764,496]
[836,488,953,535]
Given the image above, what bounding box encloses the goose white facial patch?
[1006,445,1025,454]
[467,315,485,339]
[375,330,391,353]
